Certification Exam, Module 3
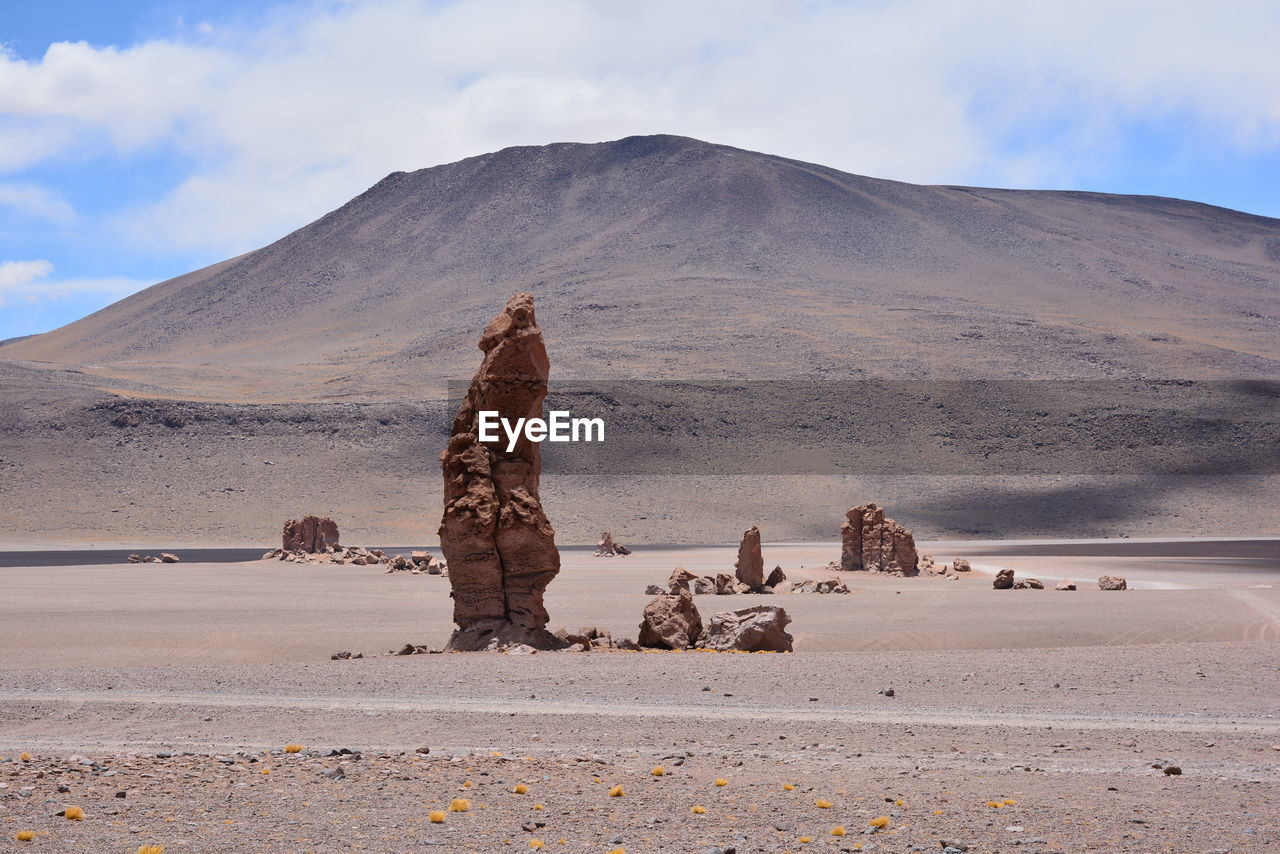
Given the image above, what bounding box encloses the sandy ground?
[2,541,1278,851]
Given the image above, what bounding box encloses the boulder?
[714,573,737,595]
[840,504,918,575]
[691,576,717,595]
[282,516,340,553]
[438,293,563,651]
[697,605,793,652]
[638,593,703,649]
[952,558,971,572]
[1024,578,1044,589]
[594,532,632,557]
[734,526,765,589]
[667,566,699,594]
[993,568,1015,589]
[1055,580,1077,591]
[765,565,787,588]
[1098,575,1128,591]
[159,553,180,564]
[789,578,849,594]
[644,584,664,596]
[127,553,141,564]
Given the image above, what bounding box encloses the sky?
[1,0,1279,340]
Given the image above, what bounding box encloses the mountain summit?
[6,134,1279,399]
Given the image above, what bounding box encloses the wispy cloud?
[0,258,148,308]
[0,183,76,224]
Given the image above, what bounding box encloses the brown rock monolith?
[438,293,563,651]
[994,568,1015,589]
[734,526,764,589]
[840,504,918,575]
[282,516,340,553]
[638,592,703,649]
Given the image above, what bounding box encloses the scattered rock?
[691,576,718,595]
[638,592,703,649]
[126,553,141,564]
[1098,575,1128,591]
[993,568,1015,590]
[788,578,849,594]
[158,552,180,563]
[952,558,971,573]
[714,573,737,595]
[841,504,918,575]
[330,651,363,660]
[697,605,793,652]
[1163,765,1183,776]
[765,565,787,588]
[644,584,664,595]
[668,566,699,594]
[1055,580,1077,591]
[282,516,340,553]
[734,526,765,590]
[438,293,563,652]
[594,531,632,557]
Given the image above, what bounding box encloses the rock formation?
[438,293,562,651]
[952,558,971,572]
[667,567,698,594]
[840,504,918,575]
[282,516,340,553]
[594,532,632,557]
[789,578,849,594]
[1098,575,1128,591]
[698,605,793,652]
[1055,580,1077,590]
[734,526,765,589]
[993,568,1015,589]
[765,566,787,588]
[638,592,703,649]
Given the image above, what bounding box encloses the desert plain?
[1,538,1277,853]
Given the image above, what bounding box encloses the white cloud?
[0,258,148,307]
[0,183,75,224]
[0,0,1278,258]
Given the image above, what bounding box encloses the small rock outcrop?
[697,605,793,652]
[638,592,703,649]
[594,532,632,557]
[765,566,787,588]
[1055,579,1077,591]
[1013,577,1044,589]
[789,578,849,594]
[840,504,918,575]
[438,293,563,651]
[1098,575,1128,591]
[952,558,971,572]
[282,516,340,553]
[734,526,765,589]
[667,567,699,594]
[993,568,1015,589]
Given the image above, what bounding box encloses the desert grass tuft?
[714,778,729,787]
[528,840,544,849]
[16,830,35,842]
[137,846,166,854]
[985,800,1003,808]
[428,810,446,823]
[799,836,813,843]
[814,799,832,809]
[650,765,665,776]
[449,798,471,812]
[868,816,890,828]
[608,784,625,797]
[1002,799,1017,806]
[19,752,32,762]
[283,744,304,754]
[691,805,706,814]
[782,783,795,791]
[831,826,846,836]
[63,806,85,821]
[513,783,528,794]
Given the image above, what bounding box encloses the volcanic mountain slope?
[6,134,1280,401]
[3,135,1280,546]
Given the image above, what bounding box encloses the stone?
[1023,578,1044,589]
[438,293,563,651]
[644,584,664,595]
[697,605,793,652]
[734,526,765,589]
[841,504,918,575]
[691,576,717,595]
[1098,575,1128,591]
[1055,579,1077,591]
[952,558,971,572]
[159,552,180,563]
[789,578,849,594]
[668,566,699,594]
[282,516,340,553]
[594,532,632,557]
[993,568,1015,589]
[765,565,786,588]
[127,553,141,564]
[638,593,703,649]
[714,573,737,595]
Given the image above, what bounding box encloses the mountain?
[2,135,1278,546]
[6,134,1279,401]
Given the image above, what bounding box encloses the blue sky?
[2,0,1279,340]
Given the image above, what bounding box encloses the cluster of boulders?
[593,532,632,557]
[992,569,1127,591]
[639,591,793,652]
[127,552,180,564]
[657,563,791,597]
[789,578,849,594]
[555,625,641,651]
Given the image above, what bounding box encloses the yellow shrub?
[868,816,890,828]
[529,840,544,849]
[608,784,624,797]
[138,847,166,854]
[651,766,665,776]
[283,744,304,754]
[19,752,32,762]
[64,806,85,821]
[714,778,729,787]
[449,798,471,812]
[986,800,1003,808]
[1002,799,1017,806]
[513,783,528,794]
[799,836,813,843]
[533,804,545,810]
[16,830,35,842]
[831,826,846,836]
[782,783,795,791]
[815,799,832,809]
[428,810,445,823]
[691,805,706,814]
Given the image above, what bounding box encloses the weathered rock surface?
[840,504,918,575]
[667,567,699,594]
[1055,580,1077,591]
[594,531,632,557]
[1098,575,1128,591]
[789,578,850,594]
[159,552,180,563]
[1013,577,1044,589]
[714,573,737,595]
[993,568,1015,589]
[438,293,562,651]
[282,516,340,553]
[643,584,664,596]
[734,526,765,589]
[952,557,971,572]
[638,593,703,649]
[691,576,718,595]
[697,605,793,652]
